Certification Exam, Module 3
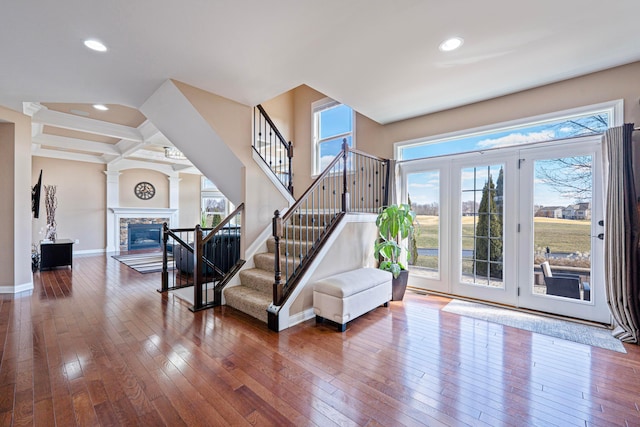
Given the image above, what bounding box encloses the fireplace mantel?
[109,207,178,215]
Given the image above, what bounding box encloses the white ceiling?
[2,0,640,143]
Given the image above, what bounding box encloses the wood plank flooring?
[1,254,640,426]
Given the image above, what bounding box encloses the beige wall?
[0,106,32,292]
[174,81,289,246]
[30,159,202,252]
[291,85,324,195]
[280,62,640,195]
[179,173,201,228]
[31,157,106,252]
[260,90,294,144]
[289,219,378,316]
[380,61,640,157]
[119,168,169,208]
[0,123,16,282]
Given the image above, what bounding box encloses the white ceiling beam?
[32,133,121,155]
[31,107,143,142]
[108,158,185,176]
[32,148,107,164]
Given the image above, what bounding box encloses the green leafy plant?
[374,203,416,278]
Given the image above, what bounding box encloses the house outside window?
[312,98,355,175]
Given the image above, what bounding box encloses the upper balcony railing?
[253,105,293,195]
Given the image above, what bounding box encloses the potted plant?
[374,203,416,300]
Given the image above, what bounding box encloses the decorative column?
[105,170,121,253]
[168,174,180,227]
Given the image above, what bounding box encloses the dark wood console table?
[40,239,74,271]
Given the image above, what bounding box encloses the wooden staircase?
[224,141,389,329]
[223,218,319,323]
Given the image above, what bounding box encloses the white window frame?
[394,100,623,161]
[311,97,356,176]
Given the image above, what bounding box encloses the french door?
[449,153,517,306]
[402,136,609,323]
[517,139,609,323]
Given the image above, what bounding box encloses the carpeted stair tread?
[290,212,339,226]
[266,237,313,256]
[224,211,337,325]
[283,224,325,239]
[254,252,300,273]
[238,267,276,292]
[223,285,271,323]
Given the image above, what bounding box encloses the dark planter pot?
[392,269,409,301]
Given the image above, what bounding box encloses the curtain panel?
[602,123,640,343]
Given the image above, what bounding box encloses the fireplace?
[108,207,177,253]
[128,223,162,251]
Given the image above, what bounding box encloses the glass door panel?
[460,164,504,288]
[407,171,440,279]
[451,155,514,306]
[518,139,609,323]
[533,155,592,301]
[401,160,450,293]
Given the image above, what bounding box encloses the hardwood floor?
[2,255,640,426]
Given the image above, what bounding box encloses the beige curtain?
[386,159,398,206]
[602,124,640,343]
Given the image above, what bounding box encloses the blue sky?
[405,114,605,208]
[319,105,605,208]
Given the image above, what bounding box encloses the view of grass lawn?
[410,215,591,270]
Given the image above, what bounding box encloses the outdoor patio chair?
[540,261,590,301]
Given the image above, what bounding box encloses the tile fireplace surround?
[108,207,178,253]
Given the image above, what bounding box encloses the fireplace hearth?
[128,223,162,251]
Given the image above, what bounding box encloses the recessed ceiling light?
[83,39,107,52]
[93,104,109,111]
[439,37,464,52]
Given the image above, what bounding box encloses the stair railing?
[253,105,294,195]
[271,140,389,312]
[160,203,245,311]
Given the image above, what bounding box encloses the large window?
[312,98,354,175]
[400,100,618,322]
[397,101,619,161]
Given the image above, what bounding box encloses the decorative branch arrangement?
[44,184,57,241]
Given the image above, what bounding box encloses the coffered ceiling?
[26,101,195,171]
[2,0,640,167]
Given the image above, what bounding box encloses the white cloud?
[477,130,556,148]
[409,179,439,189]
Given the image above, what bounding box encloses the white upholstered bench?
[313,267,392,332]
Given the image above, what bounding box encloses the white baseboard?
[0,280,34,294]
[73,248,106,256]
[287,307,316,327]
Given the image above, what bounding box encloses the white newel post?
[105,170,121,253]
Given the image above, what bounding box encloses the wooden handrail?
[280,147,345,223]
[254,105,294,195]
[256,105,289,151]
[271,139,390,313]
[202,203,244,244]
[160,205,245,311]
